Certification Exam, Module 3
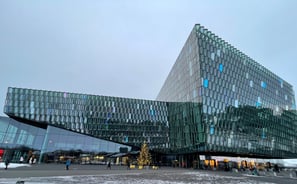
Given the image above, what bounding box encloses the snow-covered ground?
[1,162,296,184]
[0,171,276,184]
[0,162,31,168]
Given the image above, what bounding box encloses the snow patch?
[0,162,31,168]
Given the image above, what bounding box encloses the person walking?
[107,161,111,170]
[126,159,130,170]
[4,158,9,170]
[29,157,33,164]
[274,164,279,173]
[65,159,71,170]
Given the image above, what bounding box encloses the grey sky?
[0,0,296,116]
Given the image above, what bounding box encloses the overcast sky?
[0,0,297,116]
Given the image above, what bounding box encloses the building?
[0,116,132,164]
[157,24,297,160]
[1,24,297,166]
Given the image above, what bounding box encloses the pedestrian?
[19,156,24,163]
[107,161,111,169]
[65,159,71,170]
[4,158,9,170]
[126,159,130,170]
[252,166,259,176]
[274,164,279,173]
[33,158,37,164]
[29,157,33,164]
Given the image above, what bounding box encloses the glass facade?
[0,116,45,152]
[2,24,297,161]
[0,116,131,163]
[157,24,297,158]
[4,87,169,151]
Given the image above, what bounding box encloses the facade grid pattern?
[157,24,297,158]
[4,87,169,151]
[2,24,297,159]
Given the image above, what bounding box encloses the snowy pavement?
[0,162,31,169]
[0,170,287,184]
[0,163,296,184]
[0,172,272,184]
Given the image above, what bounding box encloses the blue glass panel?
[150,109,155,116]
[203,79,209,88]
[210,125,214,135]
[261,81,267,88]
[219,64,223,72]
[256,101,261,107]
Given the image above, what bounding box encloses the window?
[189,61,193,76]
[203,79,209,88]
[193,89,197,98]
[211,53,215,61]
[217,49,221,57]
[219,64,223,72]
[257,96,261,103]
[280,79,283,88]
[250,80,253,87]
[235,99,239,108]
[261,81,267,88]
[256,97,261,107]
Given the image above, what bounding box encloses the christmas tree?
[137,141,151,166]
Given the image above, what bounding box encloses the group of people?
[64,159,113,170]
[28,156,37,164]
[3,155,38,170]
